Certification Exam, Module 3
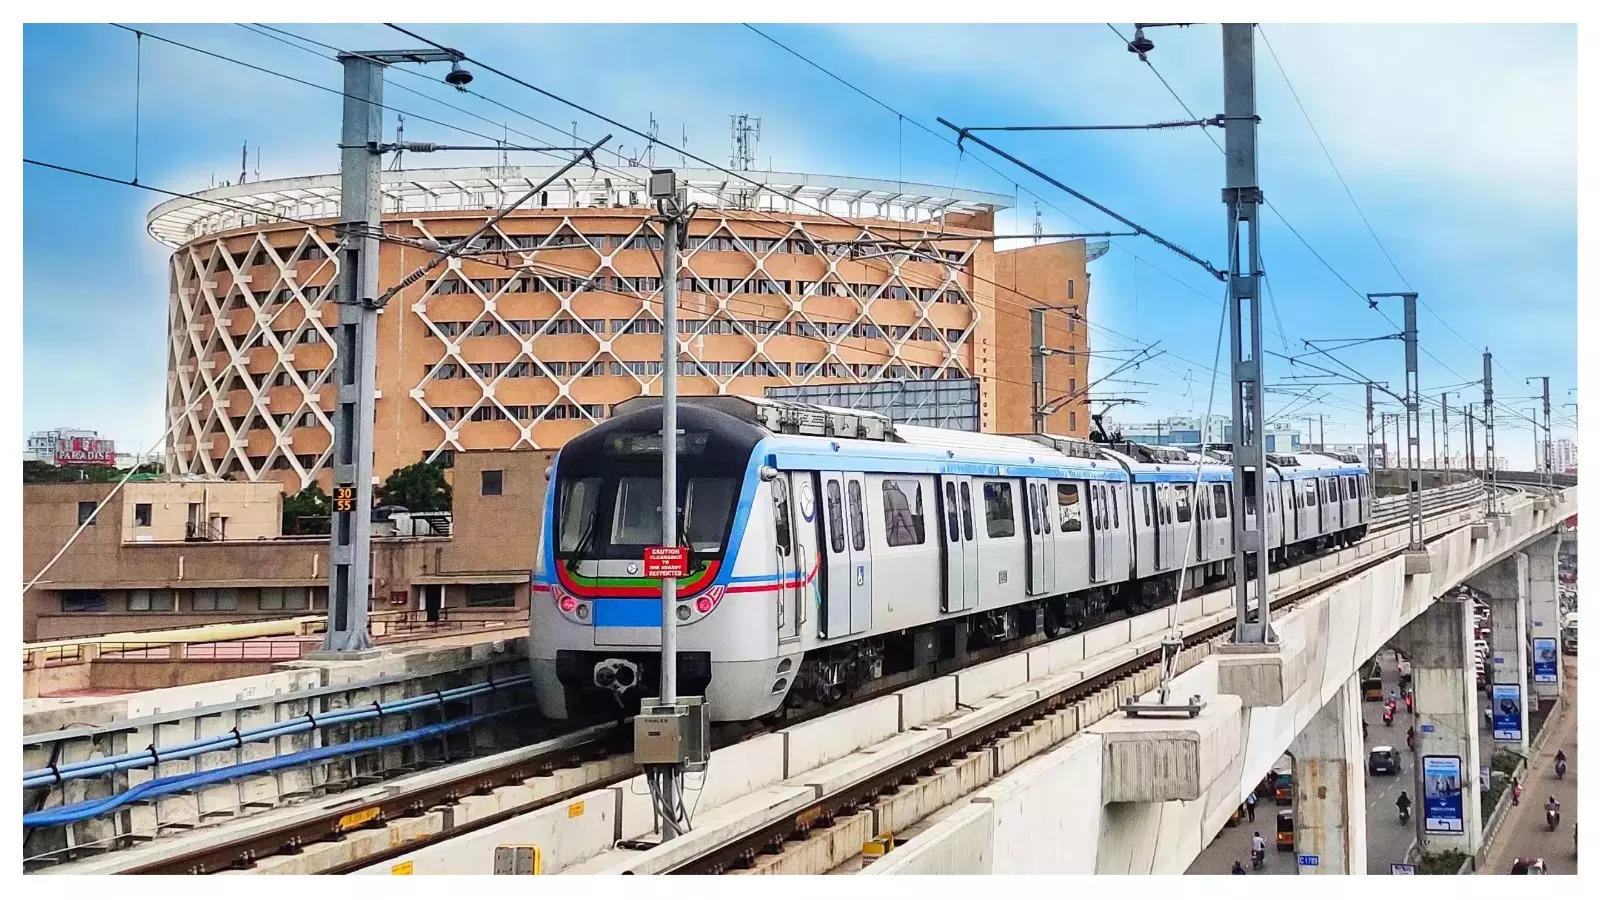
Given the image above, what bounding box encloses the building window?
[983,481,1016,539]
[60,590,106,613]
[466,583,517,607]
[481,469,503,496]
[1069,411,1077,432]
[259,586,309,611]
[77,501,98,526]
[190,588,239,611]
[128,588,174,612]
[134,503,152,527]
[881,479,925,547]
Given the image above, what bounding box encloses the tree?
[377,462,452,512]
[282,483,331,534]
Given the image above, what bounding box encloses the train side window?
[1197,486,1209,520]
[1110,484,1120,528]
[1041,486,1052,534]
[1213,484,1229,518]
[1056,483,1083,532]
[1302,480,1317,509]
[825,480,845,553]
[847,480,867,551]
[1174,485,1192,524]
[959,482,975,541]
[882,479,925,547]
[983,481,1016,539]
[1142,485,1152,527]
[1024,483,1037,536]
[944,483,960,541]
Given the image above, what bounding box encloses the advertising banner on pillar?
[1532,638,1558,683]
[1491,684,1523,741]
[1422,755,1465,834]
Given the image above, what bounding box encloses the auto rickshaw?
[1276,809,1295,851]
[1361,664,1384,701]
[1271,769,1293,805]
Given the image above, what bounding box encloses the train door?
[1025,479,1054,595]
[1089,482,1111,582]
[843,474,873,635]
[819,471,851,639]
[939,476,979,613]
[772,475,801,644]
[1155,483,1174,569]
[1210,482,1231,559]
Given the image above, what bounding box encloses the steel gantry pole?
[1441,394,1451,473]
[322,54,386,654]
[1221,24,1272,643]
[1031,307,1047,432]
[1365,382,1375,468]
[321,47,469,655]
[1369,292,1423,549]
[1483,351,1498,515]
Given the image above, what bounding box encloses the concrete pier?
[1289,673,1367,874]
[1402,597,1483,857]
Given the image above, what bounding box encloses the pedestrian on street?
[1512,777,1522,806]
[1246,791,1258,822]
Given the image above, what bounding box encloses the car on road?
[1510,857,1546,874]
[1368,746,1402,776]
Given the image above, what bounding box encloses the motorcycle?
[1556,759,1567,780]
[1399,806,1410,824]
[1547,809,1561,831]
[1252,848,1266,870]
[1383,707,1395,727]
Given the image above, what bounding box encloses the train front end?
[530,400,786,722]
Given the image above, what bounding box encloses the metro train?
[529,396,1371,723]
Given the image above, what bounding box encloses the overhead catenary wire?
[95,25,1348,430]
[154,25,1237,410]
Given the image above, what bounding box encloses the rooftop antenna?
[645,113,658,168]
[240,140,248,184]
[730,114,761,171]
[254,145,260,181]
[680,124,688,167]
[1032,202,1043,244]
[500,123,509,169]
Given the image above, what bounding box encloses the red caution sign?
[643,546,690,578]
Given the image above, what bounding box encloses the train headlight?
[575,603,590,621]
[676,605,691,622]
[694,585,725,615]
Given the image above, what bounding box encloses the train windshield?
[550,402,765,566]
[556,473,739,559]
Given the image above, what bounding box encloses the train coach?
[529,396,1370,723]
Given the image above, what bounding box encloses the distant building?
[765,378,981,431]
[21,449,553,641]
[1549,438,1577,474]
[24,428,116,466]
[1110,415,1300,453]
[151,166,1090,490]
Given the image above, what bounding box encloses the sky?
[21,22,1577,468]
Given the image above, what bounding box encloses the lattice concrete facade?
[152,167,1088,490]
